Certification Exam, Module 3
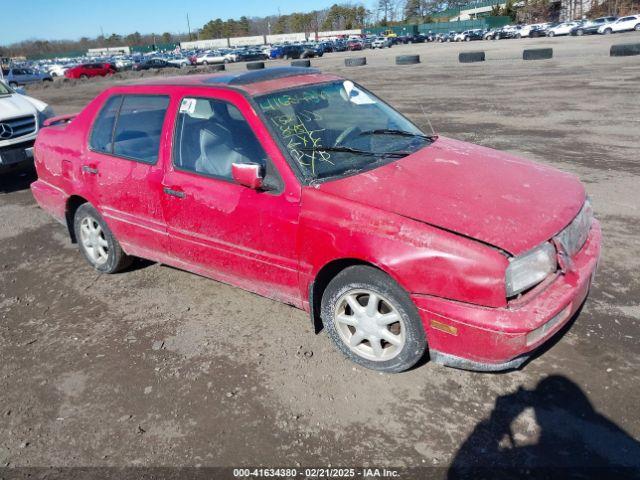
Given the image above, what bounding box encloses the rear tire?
[9,82,18,88]
[73,203,132,274]
[604,28,612,34]
[321,266,427,373]
[80,74,88,80]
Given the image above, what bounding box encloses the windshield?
[0,81,12,95]
[256,81,433,181]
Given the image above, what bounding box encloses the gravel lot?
[2,33,640,476]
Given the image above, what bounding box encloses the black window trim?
[170,94,284,194]
[88,93,170,165]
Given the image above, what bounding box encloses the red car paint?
[64,63,116,79]
[31,70,601,370]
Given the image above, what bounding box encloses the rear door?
[161,91,302,306]
[82,93,171,257]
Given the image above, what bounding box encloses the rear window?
[89,94,169,164]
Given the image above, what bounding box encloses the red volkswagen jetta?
[31,68,601,372]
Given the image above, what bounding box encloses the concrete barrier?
[246,62,265,70]
[291,60,312,68]
[459,51,485,63]
[396,55,420,65]
[610,43,640,57]
[523,48,553,60]
[345,57,367,67]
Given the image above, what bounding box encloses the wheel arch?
[309,258,389,334]
[65,195,90,243]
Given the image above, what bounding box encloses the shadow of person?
[0,164,37,194]
[448,375,640,480]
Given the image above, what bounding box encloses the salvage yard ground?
[1,33,640,473]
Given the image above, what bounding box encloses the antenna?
[420,104,438,138]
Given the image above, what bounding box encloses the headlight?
[505,242,557,297]
[556,198,593,258]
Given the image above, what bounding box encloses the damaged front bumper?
[412,220,601,372]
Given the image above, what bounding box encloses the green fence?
[364,25,419,36]
[418,16,511,34]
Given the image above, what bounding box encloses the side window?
[90,95,122,154]
[112,95,170,163]
[173,97,267,180]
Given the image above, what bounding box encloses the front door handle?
[82,165,98,174]
[163,187,185,198]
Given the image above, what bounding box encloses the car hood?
[317,137,585,255]
[0,93,41,118]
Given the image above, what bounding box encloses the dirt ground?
[2,33,640,476]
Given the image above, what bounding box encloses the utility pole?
[187,13,192,41]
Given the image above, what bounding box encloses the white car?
[598,15,640,34]
[0,80,55,171]
[196,51,231,65]
[47,64,69,77]
[547,22,581,36]
[166,56,190,68]
[371,37,392,48]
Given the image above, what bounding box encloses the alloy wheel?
[79,216,109,266]
[334,289,406,362]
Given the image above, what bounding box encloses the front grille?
[555,200,593,258]
[0,115,37,140]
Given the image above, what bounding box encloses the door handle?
[82,165,98,174]
[163,187,185,198]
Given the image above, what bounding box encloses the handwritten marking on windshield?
[270,112,333,175]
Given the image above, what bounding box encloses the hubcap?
[79,216,109,266]
[334,290,406,362]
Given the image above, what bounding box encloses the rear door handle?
[163,187,185,198]
[82,165,98,174]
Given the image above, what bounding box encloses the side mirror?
[15,87,26,95]
[232,162,264,190]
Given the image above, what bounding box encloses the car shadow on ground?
[0,165,37,194]
[447,375,640,480]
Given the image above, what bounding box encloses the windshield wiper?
[300,146,410,158]
[356,129,437,141]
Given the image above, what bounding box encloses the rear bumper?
[30,179,68,224]
[413,220,601,371]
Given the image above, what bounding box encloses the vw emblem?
[0,123,13,140]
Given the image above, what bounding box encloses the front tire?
[604,28,612,34]
[74,203,132,274]
[321,266,427,373]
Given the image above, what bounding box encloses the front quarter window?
[256,81,434,181]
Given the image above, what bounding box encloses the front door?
[161,92,302,306]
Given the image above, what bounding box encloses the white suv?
[598,15,640,34]
[0,80,54,171]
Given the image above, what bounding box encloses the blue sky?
[3,0,370,45]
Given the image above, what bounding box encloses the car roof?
[129,67,342,96]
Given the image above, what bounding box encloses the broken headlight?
[505,242,557,298]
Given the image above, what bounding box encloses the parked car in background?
[347,39,363,51]
[31,67,601,373]
[371,37,393,48]
[455,29,484,41]
[64,63,116,79]
[436,31,457,42]
[528,25,549,37]
[196,51,231,65]
[547,21,582,36]
[165,56,191,68]
[571,16,618,35]
[47,64,70,77]
[333,40,348,52]
[598,15,640,33]
[0,80,54,171]
[270,45,306,60]
[234,49,270,62]
[132,58,175,71]
[1,67,53,88]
